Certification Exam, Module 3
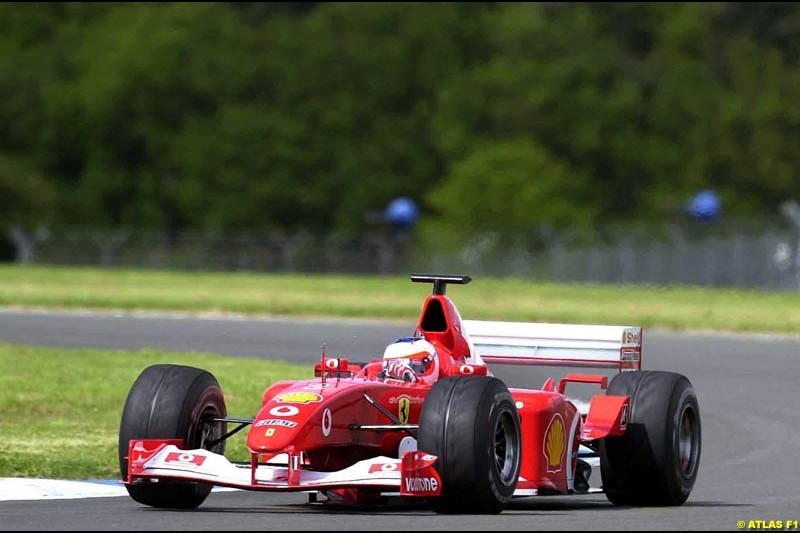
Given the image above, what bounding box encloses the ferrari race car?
[119,274,701,514]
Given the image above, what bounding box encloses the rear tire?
[119,364,227,509]
[418,376,521,514]
[599,370,701,506]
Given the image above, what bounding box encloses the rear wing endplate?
[463,320,642,372]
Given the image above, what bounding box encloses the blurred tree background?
[2,2,800,246]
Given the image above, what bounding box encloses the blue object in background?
[687,190,721,221]
[384,197,420,230]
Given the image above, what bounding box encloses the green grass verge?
[1,264,800,332]
[0,342,311,479]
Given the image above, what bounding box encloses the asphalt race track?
[2,309,799,531]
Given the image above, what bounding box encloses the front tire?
[599,370,701,506]
[119,364,227,509]
[418,376,521,514]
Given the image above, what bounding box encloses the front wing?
[126,440,441,496]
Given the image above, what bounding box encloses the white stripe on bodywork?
[565,411,581,492]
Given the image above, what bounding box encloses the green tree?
[426,139,596,240]
[0,155,54,229]
[432,3,648,226]
[234,2,491,233]
[3,1,800,242]
[40,2,256,230]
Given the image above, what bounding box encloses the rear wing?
[462,320,642,372]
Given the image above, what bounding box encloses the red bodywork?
[126,291,631,499]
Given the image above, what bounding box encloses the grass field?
[1,264,800,332]
[0,343,311,479]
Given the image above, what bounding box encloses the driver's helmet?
[382,336,439,385]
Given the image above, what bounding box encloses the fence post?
[7,225,38,264]
[780,200,800,290]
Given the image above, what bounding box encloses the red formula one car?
[119,274,701,514]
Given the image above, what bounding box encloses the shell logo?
[543,413,566,474]
[276,392,323,404]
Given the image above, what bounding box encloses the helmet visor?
[405,354,434,375]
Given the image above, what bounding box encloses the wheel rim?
[195,403,225,453]
[676,403,699,478]
[493,410,519,485]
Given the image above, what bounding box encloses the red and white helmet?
[382,337,440,385]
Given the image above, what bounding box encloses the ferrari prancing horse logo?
[398,396,411,424]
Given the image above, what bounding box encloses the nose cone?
[247,388,326,453]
